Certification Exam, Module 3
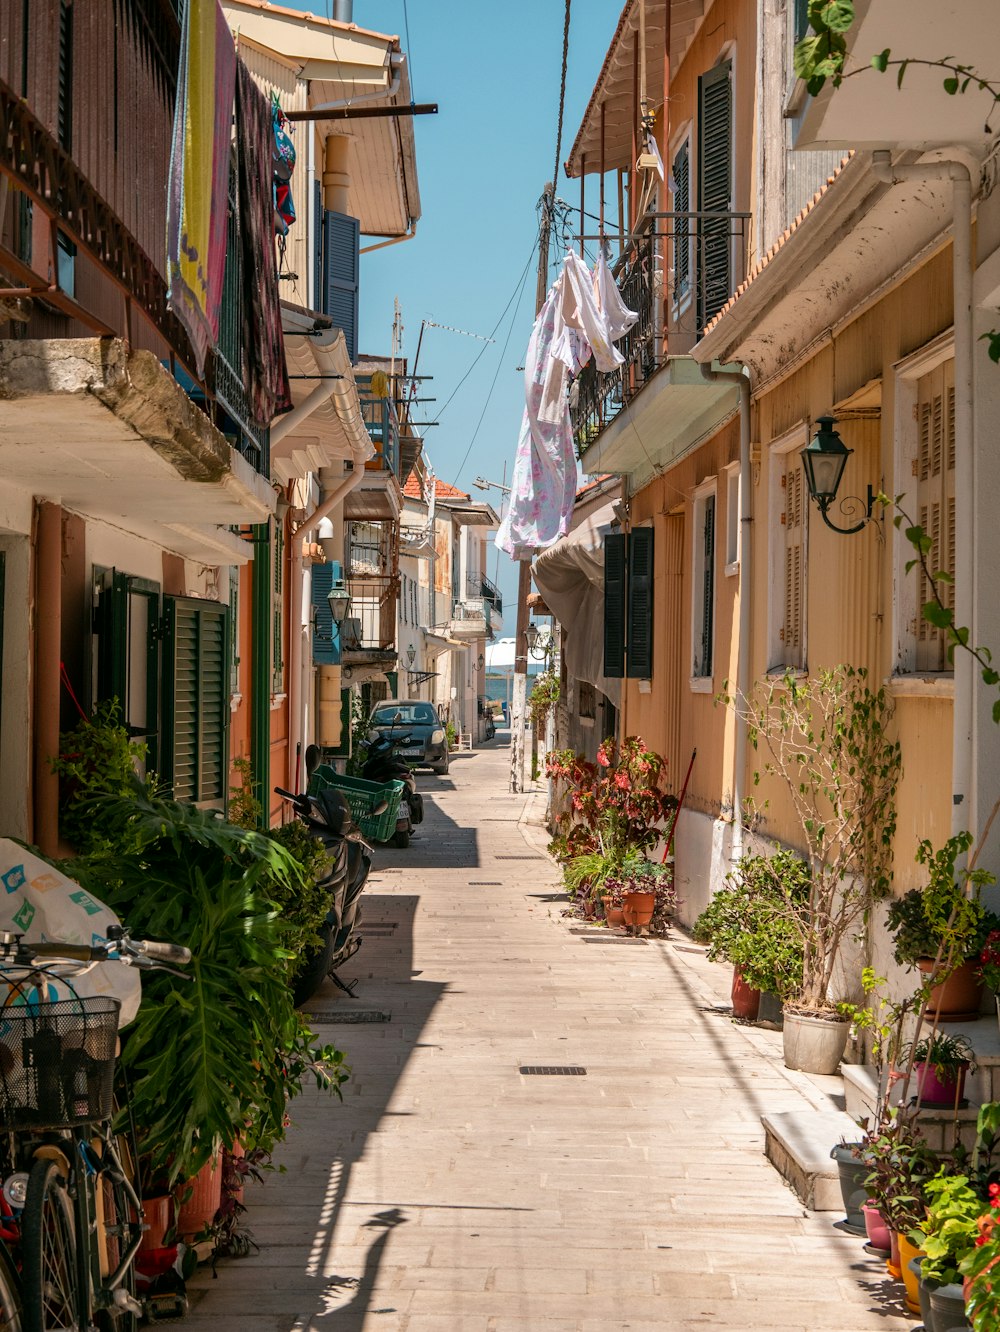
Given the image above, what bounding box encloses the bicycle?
[0,925,191,1332]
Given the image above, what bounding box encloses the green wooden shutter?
[162,597,230,806]
[604,533,627,679]
[672,141,690,301]
[697,61,733,330]
[700,497,716,677]
[626,527,654,679]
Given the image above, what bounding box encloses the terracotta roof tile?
[700,151,854,337]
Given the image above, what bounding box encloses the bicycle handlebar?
[132,939,192,965]
[0,928,192,972]
[28,941,105,962]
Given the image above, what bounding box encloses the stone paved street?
[187,738,917,1331]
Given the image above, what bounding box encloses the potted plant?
[911,1170,982,1327]
[546,738,677,917]
[976,930,1000,1032]
[903,1033,977,1108]
[856,1108,939,1289]
[693,850,807,1020]
[724,667,902,1074]
[601,879,626,930]
[887,834,1000,1021]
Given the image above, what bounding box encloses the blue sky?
[286,1,615,624]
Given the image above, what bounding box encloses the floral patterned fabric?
[496,253,636,560]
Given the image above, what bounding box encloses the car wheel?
[433,759,449,775]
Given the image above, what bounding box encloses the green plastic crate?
[308,766,405,843]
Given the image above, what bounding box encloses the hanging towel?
[165,0,237,377]
[593,248,640,344]
[235,61,292,424]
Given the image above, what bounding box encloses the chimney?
[333,0,353,21]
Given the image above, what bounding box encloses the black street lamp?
[800,416,876,536]
[327,577,352,644]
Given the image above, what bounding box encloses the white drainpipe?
[700,362,752,865]
[871,150,974,840]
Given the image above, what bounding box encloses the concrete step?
[762,1109,862,1212]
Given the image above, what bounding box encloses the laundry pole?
[510,182,554,794]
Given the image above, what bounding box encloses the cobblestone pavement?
[186,738,917,1332]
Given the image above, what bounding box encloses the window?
[725,463,741,571]
[578,681,596,719]
[94,570,229,805]
[228,567,240,696]
[767,433,808,671]
[915,360,956,671]
[603,527,655,680]
[697,60,733,330]
[671,137,691,305]
[691,486,717,683]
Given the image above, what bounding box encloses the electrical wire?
[449,238,536,488]
[432,227,540,422]
[402,0,415,100]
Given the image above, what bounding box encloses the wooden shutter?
[697,497,716,677]
[671,141,691,302]
[322,210,360,362]
[697,61,733,330]
[94,569,160,769]
[604,533,627,679]
[916,360,956,670]
[783,464,806,667]
[162,597,229,806]
[272,521,285,693]
[627,527,654,679]
[311,561,341,666]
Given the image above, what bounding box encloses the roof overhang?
[793,0,1000,152]
[565,0,709,178]
[222,0,420,234]
[579,356,740,490]
[275,303,373,486]
[691,151,965,384]
[0,338,273,563]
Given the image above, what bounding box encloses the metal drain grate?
[579,935,647,944]
[306,1010,391,1024]
[469,881,502,885]
[520,1065,586,1076]
[494,855,544,861]
[361,928,396,937]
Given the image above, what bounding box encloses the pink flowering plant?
[546,737,677,902]
[978,930,1000,993]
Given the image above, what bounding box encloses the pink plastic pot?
[862,1201,891,1251]
[914,1059,968,1107]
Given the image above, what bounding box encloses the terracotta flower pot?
[175,1149,223,1240]
[604,904,626,929]
[731,967,761,1021]
[139,1194,174,1253]
[918,957,984,1021]
[622,890,656,931]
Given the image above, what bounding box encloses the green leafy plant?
[914,1169,984,1286]
[887,853,1000,972]
[67,784,349,1185]
[903,1032,977,1083]
[528,669,560,729]
[51,700,157,855]
[722,666,901,1011]
[855,1106,940,1235]
[693,851,807,999]
[977,930,1000,992]
[445,719,458,750]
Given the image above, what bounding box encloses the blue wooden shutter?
[626,527,654,679]
[311,562,341,666]
[697,61,732,330]
[604,533,627,679]
[322,210,360,362]
[161,597,229,806]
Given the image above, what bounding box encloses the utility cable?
[449,238,536,488]
[433,228,540,422]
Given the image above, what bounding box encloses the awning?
[532,501,620,707]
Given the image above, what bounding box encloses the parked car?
[369,700,450,774]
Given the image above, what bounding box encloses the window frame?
[690,479,718,690]
[767,425,810,673]
[724,461,741,574]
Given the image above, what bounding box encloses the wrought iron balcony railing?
[344,573,399,652]
[571,211,749,458]
[476,571,503,616]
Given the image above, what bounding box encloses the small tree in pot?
[722,666,902,1073]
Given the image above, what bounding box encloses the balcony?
[212,172,269,475]
[448,598,490,642]
[470,572,502,617]
[571,212,749,458]
[343,573,399,654]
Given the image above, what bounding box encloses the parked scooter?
[275,784,379,1002]
[358,714,424,848]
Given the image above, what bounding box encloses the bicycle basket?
[0,995,121,1129]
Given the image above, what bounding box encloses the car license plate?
[400,747,422,757]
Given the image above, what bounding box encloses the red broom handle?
[662,748,696,862]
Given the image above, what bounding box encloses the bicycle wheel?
[22,1159,80,1332]
[0,1242,22,1332]
[94,1166,139,1332]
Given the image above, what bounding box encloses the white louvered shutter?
[916,360,956,671]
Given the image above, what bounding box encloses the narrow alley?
[187,740,914,1332]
